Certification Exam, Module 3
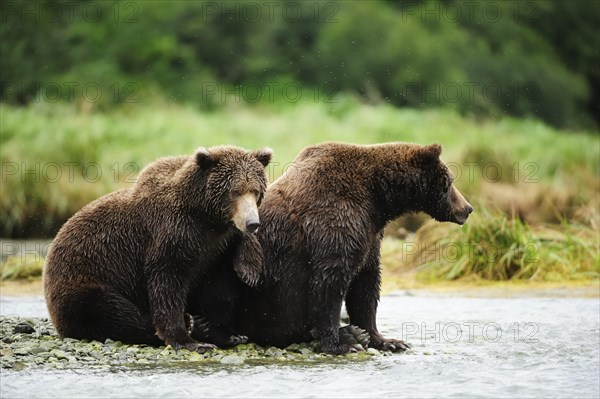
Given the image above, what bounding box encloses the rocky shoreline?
[0,316,387,371]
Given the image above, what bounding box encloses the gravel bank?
[0,316,384,371]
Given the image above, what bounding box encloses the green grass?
[413,209,599,282]
[0,99,598,282]
[0,256,44,281]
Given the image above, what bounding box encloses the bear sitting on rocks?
[233,142,473,354]
[44,145,271,352]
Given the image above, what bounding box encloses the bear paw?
[321,342,354,355]
[188,316,211,340]
[371,337,411,352]
[338,325,370,350]
[179,341,217,354]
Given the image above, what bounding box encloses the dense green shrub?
[0,0,597,128]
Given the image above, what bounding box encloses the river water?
[1,292,599,398]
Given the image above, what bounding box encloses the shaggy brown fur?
[234,142,473,354]
[44,146,271,352]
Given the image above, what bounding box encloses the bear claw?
[338,325,370,350]
[188,316,212,340]
[184,342,217,353]
[376,339,411,352]
[227,335,249,346]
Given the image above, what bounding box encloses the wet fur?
[233,142,472,354]
[44,146,271,350]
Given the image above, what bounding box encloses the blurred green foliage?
[1,100,598,237]
[1,0,598,129]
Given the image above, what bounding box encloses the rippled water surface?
[1,292,599,398]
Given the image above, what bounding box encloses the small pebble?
[13,322,35,334]
[220,355,244,365]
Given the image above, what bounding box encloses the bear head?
[412,144,473,225]
[192,145,272,234]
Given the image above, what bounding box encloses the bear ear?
[420,143,442,164]
[253,147,273,167]
[195,147,216,169]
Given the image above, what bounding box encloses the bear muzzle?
[451,204,474,225]
[449,186,473,225]
[245,220,260,234]
[232,193,260,234]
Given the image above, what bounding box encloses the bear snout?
[245,220,260,234]
[453,203,473,225]
[232,193,260,234]
[449,186,473,225]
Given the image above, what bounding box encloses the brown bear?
[44,145,271,352]
[233,142,473,354]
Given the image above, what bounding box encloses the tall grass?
[0,100,599,282]
[413,208,599,281]
[1,100,598,239]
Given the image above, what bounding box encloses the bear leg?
[346,265,410,352]
[51,284,162,346]
[309,285,352,354]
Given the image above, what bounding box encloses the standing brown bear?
[44,145,271,352]
[234,142,473,354]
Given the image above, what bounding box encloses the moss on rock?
[0,316,381,371]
